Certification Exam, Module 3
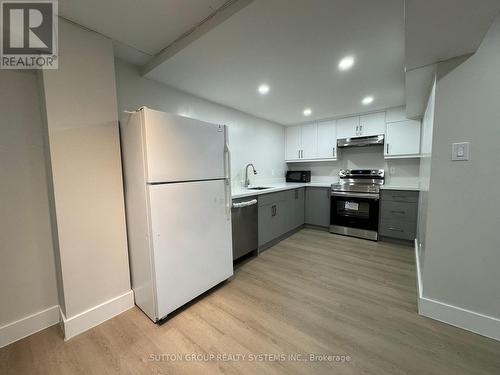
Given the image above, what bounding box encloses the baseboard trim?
[0,305,60,348]
[414,240,500,341]
[61,290,134,341]
[418,297,500,341]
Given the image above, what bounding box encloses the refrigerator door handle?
[223,125,232,219]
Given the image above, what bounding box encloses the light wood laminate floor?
[2,229,499,374]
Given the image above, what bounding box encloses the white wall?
[114,59,286,187]
[0,71,58,326]
[289,147,420,185]
[421,15,500,320]
[40,20,131,320]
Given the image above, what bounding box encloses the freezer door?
[148,179,233,319]
[142,108,225,183]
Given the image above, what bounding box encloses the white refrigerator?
[120,107,233,322]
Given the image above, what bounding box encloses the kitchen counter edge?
[232,182,420,199]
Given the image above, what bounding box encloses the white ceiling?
[58,0,500,125]
[59,0,227,56]
[145,0,406,125]
[405,0,500,71]
[404,0,500,118]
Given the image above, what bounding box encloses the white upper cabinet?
[359,112,386,136]
[317,120,337,159]
[285,122,337,162]
[336,112,385,138]
[385,119,421,158]
[385,106,406,123]
[300,123,318,159]
[285,125,301,161]
[336,116,360,139]
[285,123,317,161]
[285,107,420,162]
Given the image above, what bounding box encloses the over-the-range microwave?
[286,170,311,183]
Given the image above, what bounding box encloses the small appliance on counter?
[286,170,311,183]
[330,169,384,241]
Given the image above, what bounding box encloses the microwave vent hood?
[337,135,384,148]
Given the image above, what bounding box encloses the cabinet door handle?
[386,143,389,154]
[332,147,335,157]
[355,125,359,135]
[295,190,298,199]
[298,150,300,159]
[391,210,406,214]
[388,227,404,232]
[272,205,277,216]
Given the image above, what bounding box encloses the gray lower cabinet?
[287,188,305,230]
[379,190,419,241]
[305,187,331,228]
[258,188,305,247]
[258,199,287,246]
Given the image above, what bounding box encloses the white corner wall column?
[38,20,133,340]
[415,14,500,342]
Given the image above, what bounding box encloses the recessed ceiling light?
[362,96,374,105]
[303,108,312,116]
[338,56,355,71]
[258,84,270,95]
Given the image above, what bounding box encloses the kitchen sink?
[247,186,272,190]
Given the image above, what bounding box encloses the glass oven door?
[330,194,379,231]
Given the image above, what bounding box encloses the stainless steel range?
[330,169,385,241]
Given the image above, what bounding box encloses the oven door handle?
[331,191,379,200]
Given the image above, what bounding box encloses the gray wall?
[421,15,500,318]
[416,79,436,268]
[40,20,131,318]
[114,59,286,187]
[0,71,58,326]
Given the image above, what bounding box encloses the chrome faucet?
[244,163,257,188]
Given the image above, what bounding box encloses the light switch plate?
[452,142,470,161]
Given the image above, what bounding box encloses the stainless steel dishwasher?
[231,196,258,260]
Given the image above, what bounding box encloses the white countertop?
[380,184,420,191]
[232,181,420,199]
[232,182,332,199]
